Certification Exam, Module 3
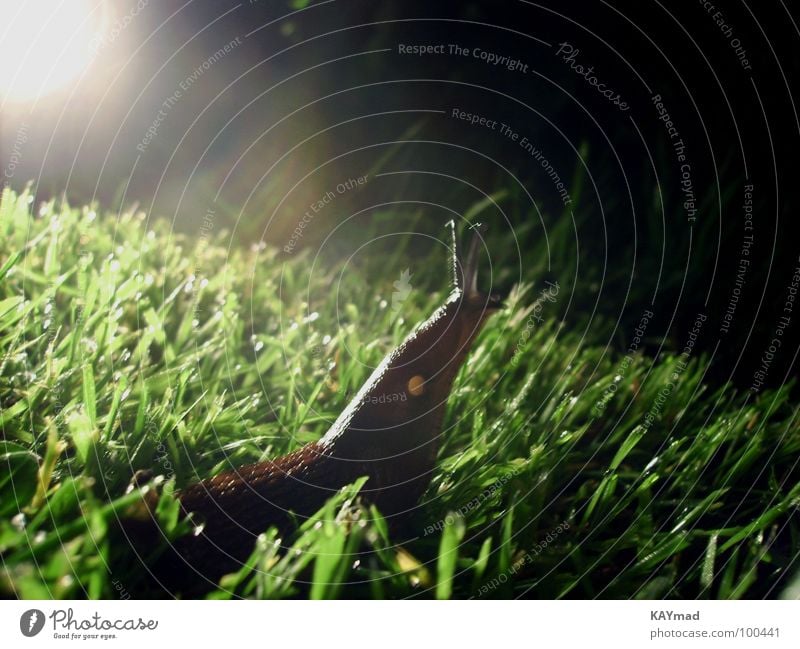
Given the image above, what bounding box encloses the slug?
[147,224,500,592]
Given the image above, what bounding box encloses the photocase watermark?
[137,36,242,153]
[20,609,45,637]
[697,0,752,70]
[516,140,572,206]
[451,108,572,206]
[3,121,29,185]
[651,93,696,222]
[140,415,173,479]
[555,42,629,112]
[189,206,215,322]
[423,467,521,536]
[20,607,157,639]
[112,578,131,600]
[720,183,754,334]
[641,312,706,432]
[750,255,799,393]
[510,281,560,367]
[46,244,91,430]
[472,521,570,597]
[283,174,368,253]
[391,268,413,315]
[88,0,149,56]
[46,608,157,640]
[593,307,654,415]
[365,391,408,405]
[398,43,529,73]
[153,442,173,478]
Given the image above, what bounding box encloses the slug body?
[159,228,499,590]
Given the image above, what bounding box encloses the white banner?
[1,600,797,648]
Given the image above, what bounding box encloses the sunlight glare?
[0,0,104,103]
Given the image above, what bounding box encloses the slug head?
[320,225,500,506]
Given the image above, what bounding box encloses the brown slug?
[151,224,500,591]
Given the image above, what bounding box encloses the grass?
[0,184,799,599]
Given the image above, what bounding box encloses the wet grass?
[0,186,798,599]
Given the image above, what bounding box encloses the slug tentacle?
[463,222,486,300]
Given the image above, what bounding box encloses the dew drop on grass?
[644,456,659,473]
[322,335,331,345]
[11,512,26,531]
[303,311,319,323]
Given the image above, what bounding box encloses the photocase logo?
[391,268,413,315]
[20,609,45,637]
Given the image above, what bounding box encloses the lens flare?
[0,0,105,103]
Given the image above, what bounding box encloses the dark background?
[2,0,799,392]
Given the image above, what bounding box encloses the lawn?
[0,185,798,599]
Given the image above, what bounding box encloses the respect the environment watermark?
[137,36,242,153]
